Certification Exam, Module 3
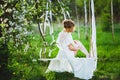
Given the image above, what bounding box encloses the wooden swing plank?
[39,57,97,62]
[38,58,58,61]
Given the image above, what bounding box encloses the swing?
[39,0,97,62]
[38,0,97,79]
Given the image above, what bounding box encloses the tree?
[84,0,88,40]
[111,0,115,40]
[0,0,72,79]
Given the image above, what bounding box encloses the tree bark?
[38,21,46,42]
[75,5,80,39]
[111,0,115,40]
[84,0,88,40]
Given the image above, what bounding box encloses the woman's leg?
[76,41,90,57]
[74,50,78,56]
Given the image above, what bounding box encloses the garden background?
[0,0,120,80]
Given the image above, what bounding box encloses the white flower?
[32,59,37,62]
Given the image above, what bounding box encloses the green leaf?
[0,8,4,16]
[0,23,6,27]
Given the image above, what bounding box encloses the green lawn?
[10,24,120,80]
[34,25,120,80]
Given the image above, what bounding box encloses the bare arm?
[68,44,79,51]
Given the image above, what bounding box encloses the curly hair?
[62,19,75,28]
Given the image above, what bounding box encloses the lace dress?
[46,31,96,79]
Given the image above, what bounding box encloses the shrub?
[100,13,111,32]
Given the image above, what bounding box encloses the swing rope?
[39,1,97,71]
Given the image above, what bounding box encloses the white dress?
[46,31,96,79]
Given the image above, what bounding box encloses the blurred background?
[0,0,120,80]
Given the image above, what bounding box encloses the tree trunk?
[38,21,46,42]
[111,0,115,40]
[89,0,91,25]
[49,0,54,41]
[75,5,80,39]
[84,0,88,40]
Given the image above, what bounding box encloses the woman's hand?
[68,43,79,51]
[74,40,79,44]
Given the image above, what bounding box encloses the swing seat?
[39,58,57,61]
[39,57,97,62]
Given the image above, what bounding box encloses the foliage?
[43,25,120,80]
[113,0,120,23]
[0,40,11,80]
[0,0,120,80]
[0,0,71,79]
[0,0,32,79]
[100,13,111,31]
[74,0,120,24]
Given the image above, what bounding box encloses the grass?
[36,24,120,80]
[10,23,120,80]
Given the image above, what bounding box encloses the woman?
[46,19,95,79]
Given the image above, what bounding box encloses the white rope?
[90,0,97,71]
[90,0,97,58]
